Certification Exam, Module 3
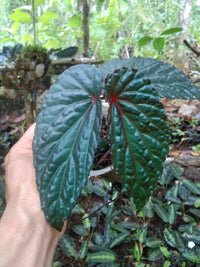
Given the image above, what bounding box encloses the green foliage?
[138,27,183,52]
[33,65,103,230]
[9,10,31,23]
[43,136,200,266]
[33,57,200,230]
[1,0,199,60]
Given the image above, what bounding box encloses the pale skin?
[0,123,66,267]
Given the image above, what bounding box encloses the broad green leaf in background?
[9,11,31,23]
[68,15,81,27]
[34,0,45,8]
[38,11,58,24]
[55,46,78,58]
[33,65,103,230]
[100,58,200,99]
[138,36,153,48]
[161,27,183,35]
[153,37,165,51]
[11,21,20,32]
[104,68,169,210]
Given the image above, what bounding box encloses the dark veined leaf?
[153,37,165,51]
[178,224,193,233]
[147,248,163,261]
[146,237,163,248]
[182,246,200,263]
[109,232,129,249]
[79,239,89,259]
[33,65,103,230]
[165,184,182,204]
[87,251,116,263]
[182,180,200,195]
[168,204,176,225]
[144,198,154,218]
[72,224,89,236]
[164,228,184,249]
[71,203,85,214]
[184,195,200,205]
[188,208,200,218]
[153,204,169,223]
[182,228,200,245]
[179,184,191,200]
[104,68,169,211]
[100,58,200,99]
[164,228,176,248]
[138,36,153,48]
[55,46,78,58]
[165,183,179,199]
[116,221,139,230]
[59,234,78,259]
[161,27,183,35]
[90,245,114,253]
[93,232,105,246]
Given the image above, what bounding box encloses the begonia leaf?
[33,65,103,230]
[104,68,169,210]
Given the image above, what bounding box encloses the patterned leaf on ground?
[59,234,78,259]
[104,68,169,210]
[33,65,103,230]
[87,251,116,263]
[100,58,200,99]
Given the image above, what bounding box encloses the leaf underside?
[100,58,200,100]
[33,65,103,230]
[104,68,169,210]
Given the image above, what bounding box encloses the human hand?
[0,123,66,267]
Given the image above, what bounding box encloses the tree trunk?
[82,0,90,57]
[32,0,36,44]
[130,0,135,37]
[173,0,192,73]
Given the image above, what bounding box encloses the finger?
[16,123,36,148]
[5,123,36,166]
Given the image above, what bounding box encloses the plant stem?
[32,0,36,44]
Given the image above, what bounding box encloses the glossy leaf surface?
[104,68,169,210]
[33,65,103,230]
[100,58,200,99]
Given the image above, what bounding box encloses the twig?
[183,40,200,57]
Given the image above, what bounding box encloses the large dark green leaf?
[33,65,103,230]
[104,68,169,210]
[55,46,78,58]
[100,58,200,99]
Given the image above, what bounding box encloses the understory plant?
[33,57,200,231]
[53,164,200,266]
